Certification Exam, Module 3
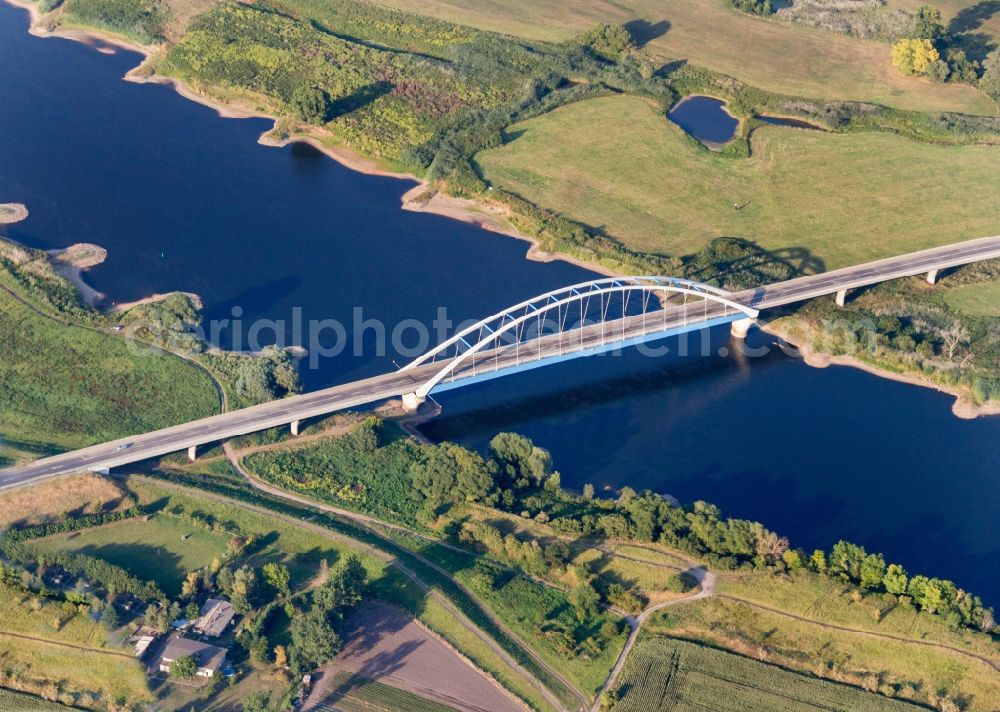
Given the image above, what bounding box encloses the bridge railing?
[405,277,757,399]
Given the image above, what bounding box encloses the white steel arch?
[403,276,757,401]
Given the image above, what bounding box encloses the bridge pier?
[835,289,848,307]
[402,392,426,414]
[926,268,939,285]
[730,317,755,339]
[290,419,300,437]
[187,445,197,461]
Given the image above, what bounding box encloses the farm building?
[194,598,236,637]
[159,638,227,677]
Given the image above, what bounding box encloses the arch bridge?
[399,276,758,412]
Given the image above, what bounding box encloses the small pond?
[667,95,739,146]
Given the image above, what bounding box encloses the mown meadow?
[477,93,1000,268]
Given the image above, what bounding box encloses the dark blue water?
[2,2,998,599]
[667,96,739,145]
[758,115,825,130]
[0,3,593,389]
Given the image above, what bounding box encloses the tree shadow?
[950,31,998,62]
[685,238,826,294]
[73,543,184,596]
[949,0,1000,33]
[327,82,393,120]
[623,19,671,47]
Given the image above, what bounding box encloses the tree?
[582,483,595,500]
[181,570,201,599]
[911,5,945,41]
[859,553,887,590]
[578,24,635,61]
[291,86,328,125]
[262,563,291,597]
[242,690,270,712]
[411,443,493,511]
[290,609,341,673]
[945,49,979,83]
[829,541,866,582]
[782,549,804,572]
[982,50,1000,101]
[101,602,119,631]
[231,566,259,614]
[170,655,199,679]
[273,645,288,670]
[883,563,909,596]
[249,633,270,663]
[754,530,789,566]
[313,555,367,615]
[809,549,827,573]
[892,39,941,75]
[569,582,600,622]
[490,433,553,488]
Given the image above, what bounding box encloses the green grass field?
[0,289,219,459]
[477,94,1000,268]
[313,672,457,712]
[376,0,996,114]
[32,515,230,597]
[943,280,1000,316]
[614,637,923,711]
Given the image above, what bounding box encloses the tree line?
[408,430,995,634]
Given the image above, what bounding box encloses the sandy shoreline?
[5,0,996,419]
[761,322,999,419]
[6,0,589,275]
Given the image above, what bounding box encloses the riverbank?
[5,0,620,279]
[4,0,995,420]
[761,320,1000,419]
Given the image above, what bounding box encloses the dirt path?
[590,568,716,711]
[139,470,573,712]
[222,445,588,711]
[0,629,134,658]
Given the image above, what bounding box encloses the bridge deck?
[2,235,999,489]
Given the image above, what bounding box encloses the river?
[1,2,997,599]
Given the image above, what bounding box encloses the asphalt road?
[2,235,998,490]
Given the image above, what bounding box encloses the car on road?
[116,443,132,451]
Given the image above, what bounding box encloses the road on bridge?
[2,234,999,490]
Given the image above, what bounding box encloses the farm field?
[647,596,1000,711]
[477,95,1000,268]
[306,601,522,712]
[0,688,72,711]
[944,280,1000,315]
[310,671,457,712]
[613,636,923,711]
[375,0,996,113]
